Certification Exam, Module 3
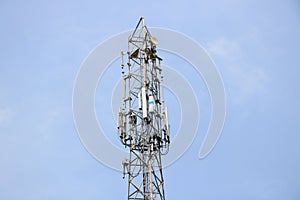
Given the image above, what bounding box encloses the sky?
[1,0,300,199]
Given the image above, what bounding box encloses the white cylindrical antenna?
[165,107,170,137]
[148,95,154,113]
[122,76,126,107]
[121,51,124,67]
[118,108,122,128]
[142,87,148,119]
[138,92,142,110]
[118,108,125,139]
[161,70,164,108]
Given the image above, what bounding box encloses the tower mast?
[118,17,170,200]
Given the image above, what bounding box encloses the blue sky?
[1,0,300,199]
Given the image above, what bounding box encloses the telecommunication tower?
[117,17,170,200]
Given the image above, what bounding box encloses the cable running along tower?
[117,17,170,200]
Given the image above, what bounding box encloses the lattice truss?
[117,17,170,200]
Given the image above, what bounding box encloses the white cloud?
[0,107,13,126]
[206,37,241,61]
[37,105,69,140]
[206,33,268,105]
[226,65,268,104]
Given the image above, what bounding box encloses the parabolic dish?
[151,36,159,45]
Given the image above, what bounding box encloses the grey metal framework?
[117,17,170,200]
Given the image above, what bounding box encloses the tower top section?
[127,17,162,66]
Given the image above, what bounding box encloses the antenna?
[118,17,170,200]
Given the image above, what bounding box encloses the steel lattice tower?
[117,17,170,200]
